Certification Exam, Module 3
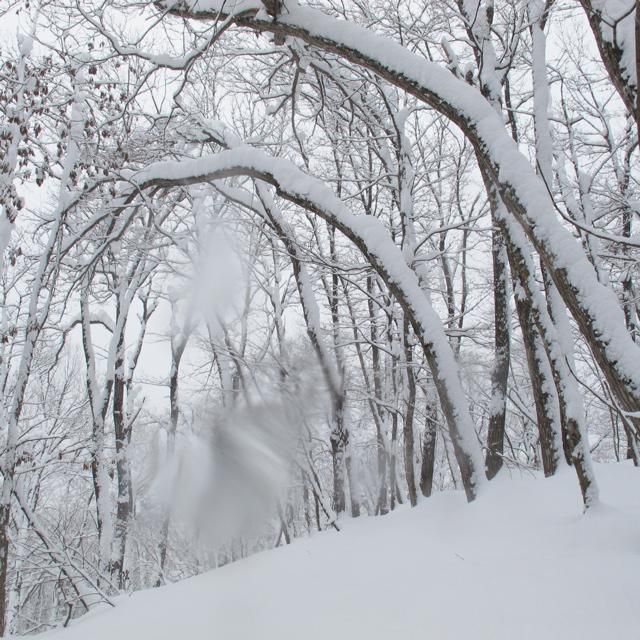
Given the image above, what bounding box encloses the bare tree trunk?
[367,275,389,515]
[110,289,152,589]
[329,399,347,515]
[80,280,113,573]
[480,166,563,477]
[327,225,348,515]
[621,196,640,464]
[419,395,438,498]
[345,450,360,517]
[157,320,188,585]
[513,286,561,476]
[497,208,598,506]
[485,224,511,479]
[111,322,130,589]
[402,317,418,505]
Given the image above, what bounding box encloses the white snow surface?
[38,463,639,640]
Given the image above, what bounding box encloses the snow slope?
[39,463,639,640]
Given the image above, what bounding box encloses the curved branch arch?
[127,146,486,500]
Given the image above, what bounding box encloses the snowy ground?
[40,463,639,639]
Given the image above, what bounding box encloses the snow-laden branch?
[161,0,640,413]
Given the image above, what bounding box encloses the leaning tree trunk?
[480,167,564,477]
[497,208,598,507]
[513,284,563,476]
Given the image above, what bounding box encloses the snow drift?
[39,463,639,640]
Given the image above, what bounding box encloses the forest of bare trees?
[0,0,637,634]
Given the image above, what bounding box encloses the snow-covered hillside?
[40,463,639,640]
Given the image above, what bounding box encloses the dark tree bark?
[403,317,418,506]
[419,401,438,498]
[111,319,130,588]
[513,287,561,476]
[485,223,511,479]
[480,167,561,477]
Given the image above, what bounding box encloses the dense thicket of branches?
[0,0,637,634]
